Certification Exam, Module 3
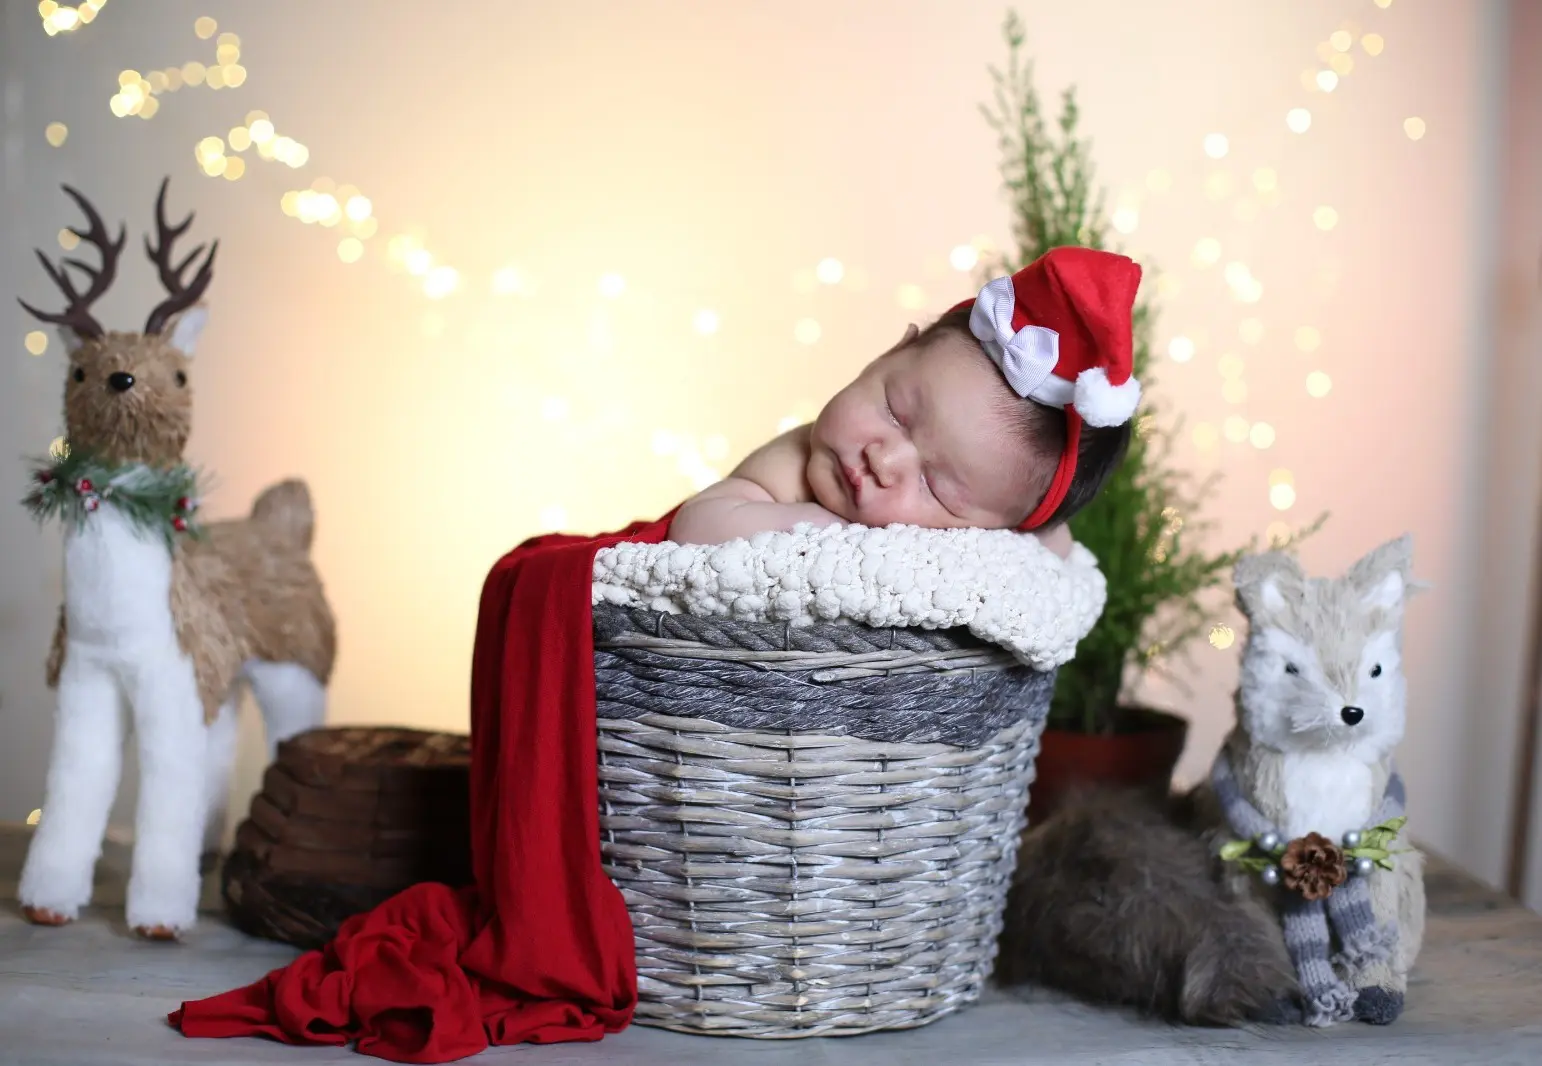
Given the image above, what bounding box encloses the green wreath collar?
[22,448,205,547]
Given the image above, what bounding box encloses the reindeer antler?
[17,185,128,340]
[144,177,218,335]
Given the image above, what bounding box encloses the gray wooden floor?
[2,824,1540,1065]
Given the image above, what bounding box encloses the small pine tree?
[978,10,1322,734]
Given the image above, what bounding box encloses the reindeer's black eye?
[72,367,85,384]
[1370,663,1382,678]
[175,371,187,387]
[1284,662,1300,676]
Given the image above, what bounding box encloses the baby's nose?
[865,445,896,487]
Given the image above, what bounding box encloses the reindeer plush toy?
[16,180,335,940]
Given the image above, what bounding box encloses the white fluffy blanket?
[591,521,1107,671]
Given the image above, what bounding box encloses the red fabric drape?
[169,511,679,1062]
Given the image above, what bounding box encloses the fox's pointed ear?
[1258,576,1288,614]
[1233,550,1304,620]
[1347,534,1415,613]
[1363,570,1405,611]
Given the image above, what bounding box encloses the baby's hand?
[1033,523,1074,560]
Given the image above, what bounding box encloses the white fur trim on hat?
[1073,366,1142,426]
[969,276,1059,399]
[1027,373,1075,409]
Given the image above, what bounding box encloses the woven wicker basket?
[591,602,1053,1038]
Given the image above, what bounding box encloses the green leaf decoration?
[1346,846,1390,862]
[1219,839,1254,861]
[1360,816,1408,851]
[1236,857,1274,874]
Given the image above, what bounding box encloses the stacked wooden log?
[221,726,472,949]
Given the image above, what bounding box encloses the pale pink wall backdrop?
[2,1,1537,896]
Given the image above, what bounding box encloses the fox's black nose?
[107,371,135,393]
[1341,706,1365,726]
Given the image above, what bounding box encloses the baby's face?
[808,330,1041,529]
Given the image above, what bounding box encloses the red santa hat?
[949,246,1142,531]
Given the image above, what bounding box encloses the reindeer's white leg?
[244,659,326,759]
[200,696,241,858]
[18,652,125,923]
[123,652,209,938]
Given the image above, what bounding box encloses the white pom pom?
[1073,366,1141,427]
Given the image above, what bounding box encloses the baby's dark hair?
[912,306,1132,528]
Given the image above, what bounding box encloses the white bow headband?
[967,275,1074,408]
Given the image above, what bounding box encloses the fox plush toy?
[999,534,1426,1027]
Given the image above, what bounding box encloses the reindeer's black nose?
[107,371,135,392]
[1341,706,1365,726]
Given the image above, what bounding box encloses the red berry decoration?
[76,478,93,493]
[172,515,189,532]
[176,496,190,511]
[36,470,54,484]
[83,496,100,512]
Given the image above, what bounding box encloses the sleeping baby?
[668,246,1145,557]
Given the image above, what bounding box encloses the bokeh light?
[1191,237,1221,267]
[949,244,979,271]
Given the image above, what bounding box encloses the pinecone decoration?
[1280,832,1348,900]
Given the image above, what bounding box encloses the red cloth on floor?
[169,511,679,1063]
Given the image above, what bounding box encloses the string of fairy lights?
[22,1,1426,663]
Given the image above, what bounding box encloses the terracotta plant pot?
[1028,705,1189,823]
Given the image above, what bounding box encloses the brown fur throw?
[997,786,1300,1025]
